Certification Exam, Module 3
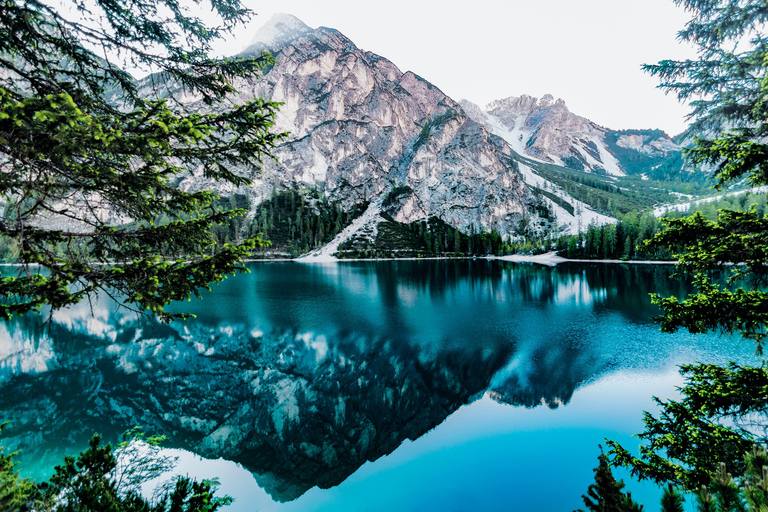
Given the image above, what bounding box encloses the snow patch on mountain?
[516,163,615,235]
[461,95,682,180]
[653,186,768,217]
[461,96,623,176]
[299,199,383,261]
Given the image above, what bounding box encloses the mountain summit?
[151,14,689,251]
[245,13,311,51]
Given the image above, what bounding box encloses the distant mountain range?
[149,13,707,253]
[460,95,681,177]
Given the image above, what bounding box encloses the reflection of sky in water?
[0,260,758,511]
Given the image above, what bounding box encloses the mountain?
[162,14,567,250]
[460,95,682,178]
[139,14,705,252]
[6,13,705,258]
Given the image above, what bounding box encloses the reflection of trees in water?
[0,261,697,501]
[499,262,689,320]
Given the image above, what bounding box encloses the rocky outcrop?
[615,133,679,157]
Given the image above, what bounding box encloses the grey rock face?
[615,133,679,157]
[462,94,680,176]
[172,15,538,237]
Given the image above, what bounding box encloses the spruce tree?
[609,0,768,490]
[577,451,643,512]
[660,485,685,512]
[0,0,286,321]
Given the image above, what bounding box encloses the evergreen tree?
[716,468,745,512]
[576,451,644,512]
[635,0,768,348]
[454,228,460,255]
[0,424,43,510]
[696,486,717,512]
[608,0,768,491]
[0,428,232,511]
[0,0,286,321]
[660,485,685,512]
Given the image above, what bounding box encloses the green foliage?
[643,1,768,187]
[663,192,768,221]
[523,158,632,215]
[336,214,507,258]
[710,464,745,512]
[696,485,718,512]
[0,0,287,321]
[608,363,763,489]
[555,212,672,261]
[557,192,768,263]
[683,447,768,512]
[661,484,686,512]
[0,424,43,511]
[603,2,768,498]
[248,189,366,258]
[382,185,414,210]
[575,451,644,512]
[502,236,555,256]
[527,189,558,223]
[645,208,768,351]
[531,185,575,215]
[561,154,586,172]
[514,152,714,218]
[602,129,686,180]
[0,428,231,511]
[740,446,768,511]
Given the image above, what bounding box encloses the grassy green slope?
[512,152,719,218]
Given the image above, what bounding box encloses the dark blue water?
[0,260,756,511]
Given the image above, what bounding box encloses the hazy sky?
[208,1,698,136]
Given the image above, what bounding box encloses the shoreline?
[0,253,677,267]
[492,252,677,267]
[244,251,676,266]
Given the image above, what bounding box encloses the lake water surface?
[0,260,757,511]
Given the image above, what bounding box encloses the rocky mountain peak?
[485,94,569,120]
[537,93,559,108]
[245,13,311,51]
[464,91,682,184]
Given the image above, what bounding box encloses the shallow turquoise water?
[0,260,756,510]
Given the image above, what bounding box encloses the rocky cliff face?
[461,95,681,176]
[163,14,541,240]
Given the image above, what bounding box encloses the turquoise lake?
[0,260,757,511]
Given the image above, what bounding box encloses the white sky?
[206,0,698,136]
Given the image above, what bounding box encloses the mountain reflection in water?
[0,260,740,504]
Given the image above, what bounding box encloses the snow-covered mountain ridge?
[460,95,681,177]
